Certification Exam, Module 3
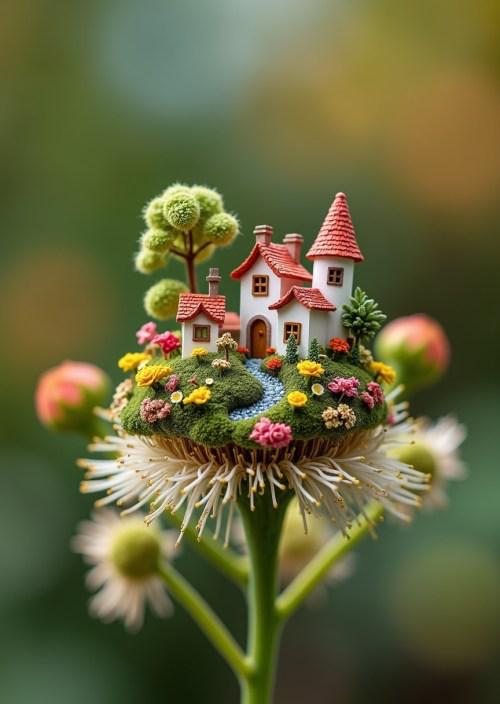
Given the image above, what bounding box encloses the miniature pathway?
[229,358,285,421]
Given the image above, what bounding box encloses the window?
[252,275,269,296]
[327,267,344,286]
[283,322,301,344]
[193,325,210,342]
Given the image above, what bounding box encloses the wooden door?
[251,319,268,358]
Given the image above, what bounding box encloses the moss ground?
[121,350,387,449]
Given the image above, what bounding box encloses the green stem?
[163,512,248,588]
[276,502,384,620]
[158,562,249,678]
[238,491,294,704]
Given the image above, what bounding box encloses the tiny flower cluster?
[329,337,350,355]
[140,398,171,422]
[118,352,152,372]
[266,357,282,372]
[110,378,134,416]
[249,417,293,449]
[183,386,211,405]
[164,374,180,392]
[322,404,356,430]
[151,331,180,356]
[327,376,359,398]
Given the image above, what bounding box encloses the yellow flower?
[183,385,211,405]
[191,347,208,358]
[370,361,396,385]
[135,365,172,387]
[287,391,308,407]
[296,360,324,378]
[118,352,152,372]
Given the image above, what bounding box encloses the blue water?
[229,358,285,421]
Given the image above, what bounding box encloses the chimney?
[254,224,273,246]
[206,267,221,297]
[283,233,303,263]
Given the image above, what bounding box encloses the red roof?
[176,293,226,325]
[306,193,363,262]
[231,243,312,281]
[269,286,336,311]
[220,311,240,331]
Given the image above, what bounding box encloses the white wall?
[181,313,219,357]
[311,257,355,340]
[275,301,311,358]
[239,259,282,350]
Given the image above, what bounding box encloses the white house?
[176,192,364,359]
[305,192,364,341]
[176,269,226,357]
[230,226,312,357]
[268,286,335,358]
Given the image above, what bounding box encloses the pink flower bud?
[35,361,110,433]
[375,314,450,394]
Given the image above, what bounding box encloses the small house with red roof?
[176,269,226,357]
[230,226,312,357]
[268,286,336,358]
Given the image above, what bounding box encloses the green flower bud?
[203,212,239,245]
[111,523,161,578]
[142,228,175,253]
[191,185,223,223]
[162,182,190,200]
[143,196,168,230]
[134,249,167,274]
[397,442,437,477]
[164,192,200,231]
[144,278,188,320]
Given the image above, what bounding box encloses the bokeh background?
[1,1,499,702]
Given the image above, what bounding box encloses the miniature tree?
[285,334,299,363]
[138,184,240,317]
[308,338,319,362]
[342,287,387,345]
[216,332,237,362]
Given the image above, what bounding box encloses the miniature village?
[113,190,395,450]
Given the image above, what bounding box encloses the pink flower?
[249,417,293,449]
[361,391,375,410]
[327,376,360,397]
[188,375,198,386]
[151,331,181,355]
[35,361,109,431]
[164,374,180,392]
[136,322,158,345]
[366,381,384,404]
[140,399,171,423]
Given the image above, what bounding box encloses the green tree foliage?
[138,184,240,304]
[285,334,299,363]
[342,287,387,344]
[308,338,319,362]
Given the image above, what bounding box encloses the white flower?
[397,415,467,509]
[71,508,174,632]
[170,391,183,403]
[205,378,214,385]
[78,415,427,545]
[311,383,324,396]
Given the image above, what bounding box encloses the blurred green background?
[1,0,499,702]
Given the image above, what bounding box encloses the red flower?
[266,358,282,372]
[329,337,350,354]
[265,347,276,356]
[237,346,249,357]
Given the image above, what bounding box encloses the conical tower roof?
[306,193,363,262]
